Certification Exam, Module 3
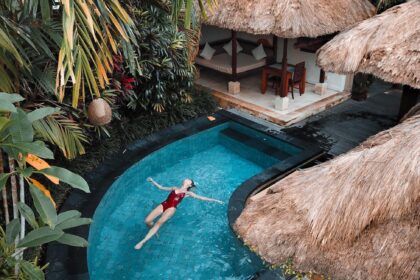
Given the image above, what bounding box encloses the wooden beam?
[232,30,237,81]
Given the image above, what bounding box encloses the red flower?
[121,74,136,91]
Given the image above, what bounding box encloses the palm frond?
[32,113,89,160]
[57,0,137,108]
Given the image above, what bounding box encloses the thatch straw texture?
[204,0,375,38]
[234,115,420,279]
[317,0,420,89]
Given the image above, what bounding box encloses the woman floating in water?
[134,177,223,250]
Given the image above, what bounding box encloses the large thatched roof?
[203,0,375,38]
[317,0,420,89]
[234,114,420,279]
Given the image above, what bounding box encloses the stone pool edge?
[223,110,325,280]
[45,110,323,280]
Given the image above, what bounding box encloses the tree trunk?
[0,150,10,224]
[8,157,19,220]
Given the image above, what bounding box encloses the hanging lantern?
[87,98,112,125]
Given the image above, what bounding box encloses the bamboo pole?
[19,174,25,239]
[18,174,25,260]
[0,150,10,224]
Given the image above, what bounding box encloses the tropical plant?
[374,0,406,12]
[113,3,195,113]
[138,0,216,28]
[0,0,139,158]
[0,93,91,278]
[0,0,137,105]
[1,222,46,280]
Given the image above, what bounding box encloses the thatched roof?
[203,0,375,38]
[317,0,420,89]
[234,114,420,279]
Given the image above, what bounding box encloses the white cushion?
[200,42,216,60]
[223,40,243,56]
[195,53,266,74]
[252,44,267,60]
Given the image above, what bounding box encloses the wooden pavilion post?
[320,69,326,83]
[231,30,238,81]
[399,85,419,119]
[280,38,288,97]
[273,35,278,62]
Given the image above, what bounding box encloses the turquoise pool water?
[88,122,301,279]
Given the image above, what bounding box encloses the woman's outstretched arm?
[187,192,224,204]
[147,177,174,191]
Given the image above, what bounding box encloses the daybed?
[196,37,276,81]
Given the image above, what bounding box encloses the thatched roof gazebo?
[234,114,420,279]
[317,0,420,117]
[204,0,375,38]
[202,0,375,95]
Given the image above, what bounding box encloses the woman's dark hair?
[187,180,196,190]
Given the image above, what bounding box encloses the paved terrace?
[230,80,401,158]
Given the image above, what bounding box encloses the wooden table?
[261,64,305,97]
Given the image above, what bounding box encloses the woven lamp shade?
[87,98,112,125]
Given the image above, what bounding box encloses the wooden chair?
[256,38,272,48]
[289,62,305,99]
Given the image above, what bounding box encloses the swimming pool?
[87,121,302,279]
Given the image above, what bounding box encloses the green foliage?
[18,227,63,248]
[53,88,217,180]
[1,223,46,280]
[58,0,138,106]
[374,0,406,12]
[0,94,91,251]
[115,3,195,113]
[0,0,137,107]
[35,166,90,193]
[32,114,89,160]
[5,219,20,245]
[0,92,86,160]
[28,185,57,228]
[17,202,39,229]
[0,219,45,280]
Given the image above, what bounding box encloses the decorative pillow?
[252,44,267,60]
[200,42,216,60]
[223,40,243,56]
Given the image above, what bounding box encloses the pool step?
[220,128,292,160]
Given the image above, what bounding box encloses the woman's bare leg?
[144,204,164,228]
[134,208,176,250]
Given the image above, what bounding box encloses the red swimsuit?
[161,190,186,211]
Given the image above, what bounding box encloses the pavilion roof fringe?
[317,0,420,89]
[234,112,420,279]
[203,0,375,38]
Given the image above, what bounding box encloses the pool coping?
[45,110,324,280]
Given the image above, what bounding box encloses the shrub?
[109,3,195,114]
